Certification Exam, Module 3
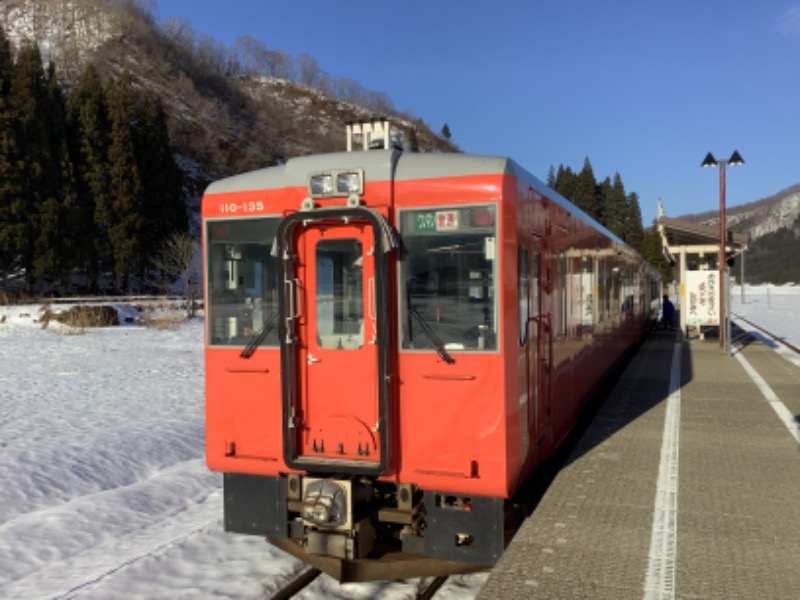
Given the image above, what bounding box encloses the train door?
[279,210,391,475]
[530,250,553,447]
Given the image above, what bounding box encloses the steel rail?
[268,570,449,600]
[270,567,322,600]
[732,313,800,355]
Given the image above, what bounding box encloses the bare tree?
[365,90,395,113]
[150,231,201,319]
[196,33,227,74]
[297,52,323,87]
[265,48,293,79]
[161,17,196,55]
[233,35,262,77]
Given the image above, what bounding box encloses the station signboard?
[685,270,720,326]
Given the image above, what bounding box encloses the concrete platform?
[478,325,800,599]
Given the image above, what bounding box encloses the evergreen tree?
[574,157,600,220]
[597,176,613,229]
[603,172,628,238]
[0,28,11,102]
[0,29,18,275]
[104,72,187,291]
[7,44,51,290]
[555,165,577,202]
[66,64,111,288]
[440,123,451,140]
[105,72,146,291]
[549,158,646,255]
[547,165,556,189]
[745,226,800,284]
[407,126,420,152]
[555,164,566,187]
[640,224,672,283]
[135,92,187,280]
[32,63,75,291]
[0,42,188,293]
[624,192,644,252]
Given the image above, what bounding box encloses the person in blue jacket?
[661,294,675,330]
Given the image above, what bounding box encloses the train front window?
[206,218,281,347]
[316,239,364,349]
[399,205,498,353]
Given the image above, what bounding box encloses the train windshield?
[399,205,498,353]
[206,217,281,347]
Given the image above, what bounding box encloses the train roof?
[204,150,633,253]
[204,150,516,195]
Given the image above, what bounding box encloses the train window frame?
[611,259,623,315]
[581,255,595,328]
[205,216,282,348]
[601,259,613,322]
[532,252,541,320]
[315,238,365,350]
[559,251,568,338]
[397,203,500,355]
[567,255,590,332]
[518,245,529,346]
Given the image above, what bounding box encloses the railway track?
[40,295,191,305]
[269,569,449,600]
[270,567,322,600]
[732,313,800,355]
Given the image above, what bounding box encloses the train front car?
[202,121,654,582]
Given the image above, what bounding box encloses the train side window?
[567,256,584,332]
[399,205,498,353]
[559,251,567,337]
[581,256,594,327]
[518,245,529,346]
[597,259,606,323]
[603,259,613,321]
[206,217,281,347]
[612,262,622,314]
[532,253,541,319]
[622,270,634,313]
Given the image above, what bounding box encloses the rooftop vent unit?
[346,119,403,151]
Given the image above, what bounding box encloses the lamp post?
[701,150,744,351]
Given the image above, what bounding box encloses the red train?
[202,120,658,581]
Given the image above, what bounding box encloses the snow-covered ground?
[730,284,800,348]
[729,284,800,368]
[0,305,486,599]
[0,286,797,599]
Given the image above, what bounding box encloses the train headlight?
[308,169,363,198]
[336,171,362,195]
[309,173,334,197]
[302,479,348,528]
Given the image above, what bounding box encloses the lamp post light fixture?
[701,150,744,351]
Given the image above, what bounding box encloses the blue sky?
[155,1,800,225]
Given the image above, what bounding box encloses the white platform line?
[643,340,682,600]
[734,351,800,444]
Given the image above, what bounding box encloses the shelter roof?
[657,216,749,250]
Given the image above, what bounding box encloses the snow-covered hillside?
[1,0,118,69]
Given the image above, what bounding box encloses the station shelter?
[657,205,748,339]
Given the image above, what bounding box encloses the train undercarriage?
[223,472,513,582]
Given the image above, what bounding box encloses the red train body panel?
[202,122,657,579]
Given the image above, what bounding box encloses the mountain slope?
[4,1,798,284]
[1,0,457,203]
[678,184,800,241]
[677,184,800,284]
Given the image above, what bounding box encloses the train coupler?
[305,517,375,560]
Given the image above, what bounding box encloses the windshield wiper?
[408,308,455,364]
[240,311,280,359]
